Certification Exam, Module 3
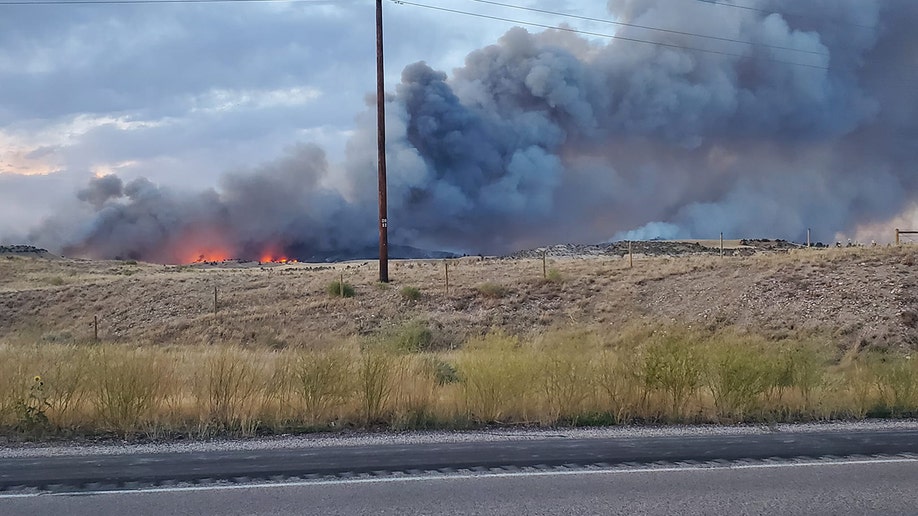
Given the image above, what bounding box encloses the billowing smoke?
[29,0,918,261]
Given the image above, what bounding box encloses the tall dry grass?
[1,326,918,439]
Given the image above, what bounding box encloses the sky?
[1,0,917,261]
[0,1,594,223]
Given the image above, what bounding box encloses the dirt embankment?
[0,245,916,352]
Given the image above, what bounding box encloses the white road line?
[1,456,917,499]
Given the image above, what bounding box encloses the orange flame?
[258,248,299,264]
[187,249,231,263]
[259,252,297,264]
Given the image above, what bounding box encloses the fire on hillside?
[186,248,299,265]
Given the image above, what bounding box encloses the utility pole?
[376,0,390,283]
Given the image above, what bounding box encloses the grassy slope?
[2,246,918,437]
[1,246,916,352]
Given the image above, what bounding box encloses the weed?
[596,350,641,423]
[14,376,52,434]
[400,286,422,302]
[476,283,508,299]
[359,350,394,424]
[870,354,918,415]
[706,340,771,420]
[326,280,355,298]
[429,357,459,385]
[91,347,170,434]
[294,348,354,424]
[545,268,564,283]
[196,348,263,431]
[639,333,704,418]
[457,334,532,422]
[384,320,435,354]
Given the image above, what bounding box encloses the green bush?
[400,286,422,302]
[870,354,918,415]
[326,280,355,298]
[639,334,704,418]
[706,341,771,420]
[545,268,564,283]
[385,320,435,354]
[430,358,459,385]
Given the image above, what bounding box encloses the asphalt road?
[2,458,918,515]
[2,428,918,491]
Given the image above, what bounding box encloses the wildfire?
[259,252,298,264]
[189,250,231,263]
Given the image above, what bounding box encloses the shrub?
[639,334,704,418]
[457,333,532,422]
[385,320,435,354]
[429,358,459,385]
[870,354,918,415]
[91,348,170,434]
[545,268,564,283]
[326,280,355,298]
[706,340,771,420]
[400,286,422,302]
[596,350,642,423]
[294,348,354,425]
[476,283,508,299]
[537,350,593,423]
[195,348,263,431]
[358,351,395,424]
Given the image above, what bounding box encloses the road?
[1,424,918,514]
[2,458,917,515]
[2,429,918,490]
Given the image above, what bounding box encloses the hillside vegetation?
[1,245,915,352]
[1,245,917,438]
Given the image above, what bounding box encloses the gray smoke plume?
[29,0,918,261]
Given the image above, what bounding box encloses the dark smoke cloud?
[29,0,918,261]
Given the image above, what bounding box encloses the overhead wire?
[392,0,829,70]
[462,0,827,56]
[691,0,875,30]
[0,0,834,70]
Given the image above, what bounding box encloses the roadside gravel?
[2,419,917,458]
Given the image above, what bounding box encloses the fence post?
[94,315,99,342]
[720,232,724,257]
[444,261,450,295]
[340,271,345,297]
[629,241,633,268]
[896,228,900,246]
[542,251,547,279]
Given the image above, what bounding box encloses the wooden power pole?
[376,0,390,283]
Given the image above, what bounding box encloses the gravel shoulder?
[3,420,917,459]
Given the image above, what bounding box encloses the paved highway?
[2,457,917,515]
[2,428,918,490]
[1,422,918,514]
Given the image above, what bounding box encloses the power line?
[692,0,875,30]
[463,0,827,57]
[393,1,829,70]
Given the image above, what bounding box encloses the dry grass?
[2,246,917,352]
[1,326,917,438]
[2,246,918,438]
